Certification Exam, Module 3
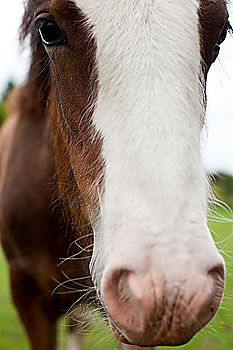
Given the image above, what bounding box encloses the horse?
[0,0,230,349]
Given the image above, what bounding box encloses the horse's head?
[23,0,229,346]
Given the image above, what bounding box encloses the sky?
[0,1,233,175]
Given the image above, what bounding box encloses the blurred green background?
[0,83,233,349]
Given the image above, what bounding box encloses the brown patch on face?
[199,0,229,71]
[46,1,103,221]
[23,0,102,228]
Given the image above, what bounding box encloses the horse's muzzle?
[101,265,225,347]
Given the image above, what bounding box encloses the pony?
[0,0,231,348]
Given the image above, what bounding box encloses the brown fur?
[0,2,97,348]
[0,0,229,349]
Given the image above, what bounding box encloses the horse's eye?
[218,25,228,45]
[216,21,232,47]
[37,17,67,47]
[212,21,231,63]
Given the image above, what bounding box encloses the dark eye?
[212,21,231,63]
[216,21,232,46]
[218,24,228,45]
[37,17,67,47]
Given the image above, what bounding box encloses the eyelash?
[33,16,67,47]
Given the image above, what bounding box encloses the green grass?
[1,208,233,350]
[0,249,30,350]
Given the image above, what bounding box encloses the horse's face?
[31,0,229,346]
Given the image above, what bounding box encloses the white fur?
[74,0,224,287]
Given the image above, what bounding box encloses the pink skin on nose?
[101,266,225,347]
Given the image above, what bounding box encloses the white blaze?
[74,0,222,285]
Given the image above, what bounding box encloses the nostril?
[208,263,225,283]
[102,268,158,336]
[194,262,225,332]
[102,268,134,313]
[104,268,133,300]
[209,263,225,313]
